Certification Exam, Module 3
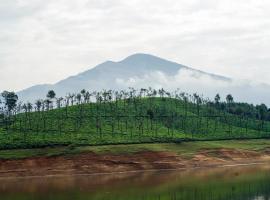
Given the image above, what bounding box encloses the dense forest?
[0,88,270,149]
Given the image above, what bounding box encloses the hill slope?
[1,96,270,149]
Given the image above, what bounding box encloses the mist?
[115,68,270,105]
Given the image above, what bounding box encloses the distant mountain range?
[17,53,270,105]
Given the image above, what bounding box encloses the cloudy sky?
[1,0,270,92]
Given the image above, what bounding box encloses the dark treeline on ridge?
[0,88,270,149]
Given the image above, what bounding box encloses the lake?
[0,164,270,200]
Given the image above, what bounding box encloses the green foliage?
[1,91,18,113]
[0,94,270,150]
[0,139,269,160]
[47,90,56,99]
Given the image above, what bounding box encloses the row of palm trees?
[1,88,236,132]
[0,88,238,125]
[3,89,234,115]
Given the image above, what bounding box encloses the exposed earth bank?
[1,141,270,178]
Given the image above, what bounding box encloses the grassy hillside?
[0,97,270,149]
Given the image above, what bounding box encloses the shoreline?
[1,139,270,178]
[0,160,267,180]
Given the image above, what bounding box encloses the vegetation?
[0,139,269,160]
[0,88,270,149]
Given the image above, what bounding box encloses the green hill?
[0,95,270,150]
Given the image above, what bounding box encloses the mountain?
[17,53,230,102]
[17,53,270,105]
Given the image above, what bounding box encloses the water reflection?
[0,165,270,200]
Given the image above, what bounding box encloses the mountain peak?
[123,53,158,59]
[121,53,167,64]
[119,53,185,75]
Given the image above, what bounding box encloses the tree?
[0,98,4,120]
[16,101,22,114]
[35,100,42,112]
[27,102,33,112]
[158,88,165,98]
[22,104,28,113]
[193,93,202,115]
[46,90,56,109]
[81,89,86,95]
[215,94,221,104]
[67,93,75,106]
[1,91,18,115]
[81,89,86,103]
[47,90,56,99]
[44,99,51,111]
[56,97,63,109]
[226,94,234,104]
[76,93,82,104]
[257,104,268,121]
[147,109,154,130]
[85,91,91,103]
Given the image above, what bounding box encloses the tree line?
[1,88,269,121]
[0,88,270,148]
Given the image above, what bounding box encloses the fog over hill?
[17,53,270,105]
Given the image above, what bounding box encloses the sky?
[1,0,270,92]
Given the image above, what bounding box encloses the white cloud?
[1,0,270,93]
[115,68,270,105]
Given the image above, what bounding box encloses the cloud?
[115,68,270,105]
[1,0,270,93]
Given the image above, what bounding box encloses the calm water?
[1,165,270,200]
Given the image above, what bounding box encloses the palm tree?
[193,93,202,115]
[46,90,56,109]
[27,102,33,128]
[257,104,268,132]
[56,97,63,109]
[47,90,56,98]
[16,101,22,114]
[81,89,87,103]
[1,91,18,116]
[226,94,234,104]
[84,91,91,103]
[26,102,32,112]
[158,88,165,98]
[34,100,42,132]
[35,100,42,112]
[44,99,51,111]
[76,93,82,105]
[140,88,147,98]
[22,104,27,113]
[215,94,221,105]
[225,94,234,136]
[68,93,75,106]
